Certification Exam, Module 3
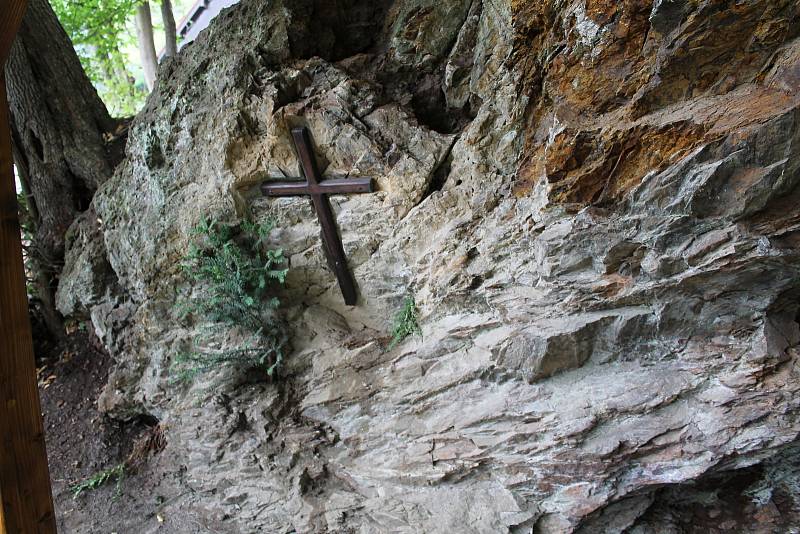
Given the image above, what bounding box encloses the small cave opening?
[72,176,94,213]
[135,413,161,428]
[467,275,484,291]
[411,86,457,134]
[410,84,476,135]
[289,0,395,62]
[582,452,800,533]
[28,127,45,161]
[421,146,454,199]
[793,301,800,330]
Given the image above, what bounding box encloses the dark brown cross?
[262,127,374,305]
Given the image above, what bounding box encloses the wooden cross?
[262,127,374,305]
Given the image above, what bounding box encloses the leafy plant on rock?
[172,218,289,382]
[388,295,422,350]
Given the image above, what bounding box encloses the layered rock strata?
[58,0,800,531]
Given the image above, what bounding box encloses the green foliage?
[70,463,126,500]
[388,296,422,350]
[172,218,289,382]
[50,0,146,116]
[16,190,37,297]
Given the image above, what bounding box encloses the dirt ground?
[37,326,237,534]
[37,327,165,533]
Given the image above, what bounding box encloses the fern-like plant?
[388,295,422,349]
[172,218,289,382]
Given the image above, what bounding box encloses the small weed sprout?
[70,463,125,500]
[388,296,422,349]
[172,218,289,382]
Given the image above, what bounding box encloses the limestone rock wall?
[58,0,800,532]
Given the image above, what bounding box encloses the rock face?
[57,0,800,532]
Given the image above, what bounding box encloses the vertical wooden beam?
[0,0,57,532]
[0,73,57,534]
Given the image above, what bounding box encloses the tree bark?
[161,0,178,58]
[135,2,159,89]
[4,0,119,338]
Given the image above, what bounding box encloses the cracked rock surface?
[57,0,800,532]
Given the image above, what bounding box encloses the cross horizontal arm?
[262,177,374,197]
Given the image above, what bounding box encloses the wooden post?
[0,0,58,532]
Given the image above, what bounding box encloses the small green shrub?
[70,463,125,500]
[172,218,289,382]
[388,296,422,349]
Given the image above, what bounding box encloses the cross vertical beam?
[261,127,374,306]
[292,128,359,306]
[0,1,57,532]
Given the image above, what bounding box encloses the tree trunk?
[161,0,178,58]
[4,0,119,338]
[135,2,158,89]
[11,140,65,343]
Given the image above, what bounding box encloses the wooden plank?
[0,0,57,531]
[261,177,374,196]
[0,1,28,65]
[0,72,57,534]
